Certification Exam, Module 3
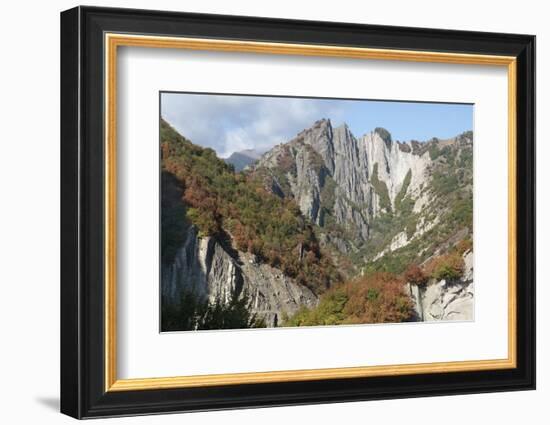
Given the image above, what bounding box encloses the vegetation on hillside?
[162,289,265,331]
[356,134,473,275]
[370,163,392,212]
[395,169,412,211]
[161,171,188,264]
[285,272,414,326]
[375,127,392,148]
[285,242,470,327]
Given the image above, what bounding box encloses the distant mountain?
[224,149,263,171]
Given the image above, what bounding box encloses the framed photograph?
[60,6,535,419]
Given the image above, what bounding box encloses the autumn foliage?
[456,238,473,255]
[424,252,464,282]
[160,119,340,293]
[343,273,414,324]
[403,264,428,287]
[286,272,414,326]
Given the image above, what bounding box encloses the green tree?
[426,253,464,281]
[161,289,265,332]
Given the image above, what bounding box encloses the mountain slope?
[251,119,473,276]
[160,117,474,328]
[160,119,339,328]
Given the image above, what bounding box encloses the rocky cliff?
[162,225,318,327]
[407,250,474,321]
[253,119,473,270]
[255,120,430,224]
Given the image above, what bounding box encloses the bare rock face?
[161,226,318,327]
[289,146,324,224]
[407,250,474,321]
[253,119,432,248]
[162,226,210,302]
[239,252,318,327]
[359,131,431,209]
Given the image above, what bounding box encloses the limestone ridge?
[252,118,472,260]
[255,119,431,223]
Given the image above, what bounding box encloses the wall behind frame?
[0,1,544,424]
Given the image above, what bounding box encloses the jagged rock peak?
[253,118,471,254]
[293,118,333,145]
[374,127,392,147]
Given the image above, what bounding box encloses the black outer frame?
[60,5,536,419]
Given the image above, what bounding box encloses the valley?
[160,117,474,331]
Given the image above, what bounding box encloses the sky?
[161,92,473,158]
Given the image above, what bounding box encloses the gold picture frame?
[61,6,534,419]
[104,33,517,392]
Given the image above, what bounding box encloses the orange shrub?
[285,272,414,326]
[425,252,464,282]
[456,238,473,255]
[403,264,428,286]
[343,273,414,324]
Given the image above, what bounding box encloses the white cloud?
[161,93,346,158]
